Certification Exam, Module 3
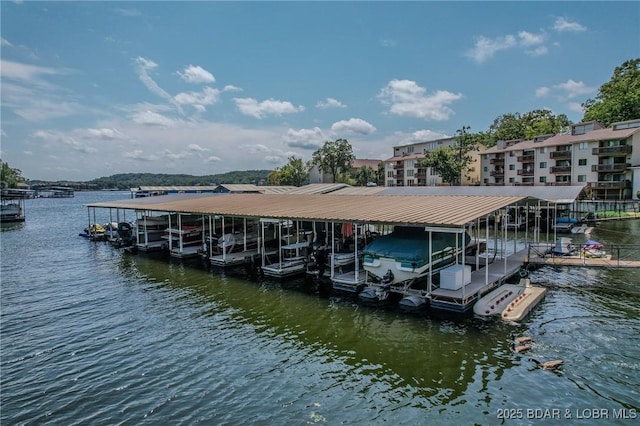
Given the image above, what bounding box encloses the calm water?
[1,192,639,425]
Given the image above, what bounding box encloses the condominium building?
[384,137,484,187]
[479,119,640,200]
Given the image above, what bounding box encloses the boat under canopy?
[362,226,471,285]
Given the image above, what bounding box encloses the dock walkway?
[430,248,529,313]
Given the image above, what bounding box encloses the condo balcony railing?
[591,163,629,173]
[490,157,505,164]
[550,166,572,174]
[490,170,504,177]
[517,154,535,162]
[592,181,629,189]
[550,150,572,159]
[545,181,571,186]
[517,169,534,176]
[592,145,632,156]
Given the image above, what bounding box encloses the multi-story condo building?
[384,137,484,187]
[480,119,640,200]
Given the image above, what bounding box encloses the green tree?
[311,139,355,183]
[279,156,311,187]
[0,161,26,188]
[418,126,477,185]
[582,58,640,127]
[376,161,386,186]
[355,165,375,186]
[484,109,573,146]
[267,169,281,185]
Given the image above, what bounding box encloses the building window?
[387,171,393,178]
[579,142,588,150]
[407,146,414,154]
[509,177,515,183]
[407,169,414,177]
[539,176,547,183]
[578,175,586,182]
[509,164,515,170]
[483,178,489,184]
[483,166,488,172]
[578,159,587,166]
[540,162,547,168]
[510,151,515,157]
[540,147,546,154]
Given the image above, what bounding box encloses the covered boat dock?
[84,186,588,314]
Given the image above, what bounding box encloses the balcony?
[592,181,629,189]
[490,157,505,164]
[394,162,405,169]
[517,169,534,176]
[550,166,572,174]
[517,154,535,162]
[550,150,572,160]
[591,163,629,173]
[490,170,504,177]
[592,145,632,156]
[545,182,571,186]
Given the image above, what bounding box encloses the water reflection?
[119,254,518,408]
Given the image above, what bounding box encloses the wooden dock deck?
[430,248,530,313]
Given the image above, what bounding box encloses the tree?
[417,125,477,185]
[311,139,355,183]
[267,169,281,186]
[278,156,311,187]
[484,109,573,146]
[376,161,386,186]
[582,58,640,127]
[355,165,375,186]
[0,161,25,188]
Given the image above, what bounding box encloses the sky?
[1,2,639,181]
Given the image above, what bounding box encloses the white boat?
[581,239,607,258]
[0,202,25,222]
[362,226,469,285]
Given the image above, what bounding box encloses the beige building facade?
[480,119,640,200]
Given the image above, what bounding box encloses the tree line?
[2,59,637,189]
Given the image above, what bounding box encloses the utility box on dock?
[439,264,471,291]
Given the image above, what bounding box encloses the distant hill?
[30,170,272,190]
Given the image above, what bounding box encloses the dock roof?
[87,193,527,227]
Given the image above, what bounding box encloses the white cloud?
[378,79,462,121]
[405,129,449,142]
[206,156,222,163]
[467,30,550,63]
[134,57,183,114]
[85,128,125,140]
[283,127,326,149]
[381,38,397,48]
[568,102,585,113]
[174,87,220,111]
[188,143,208,152]
[518,31,546,47]
[123,149,153,161]
[177,65,215,84]
[0,60,67,87]
[31,130,96,154]
[130,110,179,127]
[316,97,346,109]
[554,79,594,99]
[525,46,548,57]
[331,118,376,135]
[223,85,242,92]
[1,38,13,46]
[535,86,550,97]
[553,17,587,32]
[233,97,305,119]
[466,35,517,63]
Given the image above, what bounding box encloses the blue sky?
[1,2,638,181]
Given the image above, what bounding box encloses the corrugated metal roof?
[285,183,351,194]
[371,185,585,203]
[87,193,526,227]
[131,186,218,192]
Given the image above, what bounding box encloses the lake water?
[1,191,639,425]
